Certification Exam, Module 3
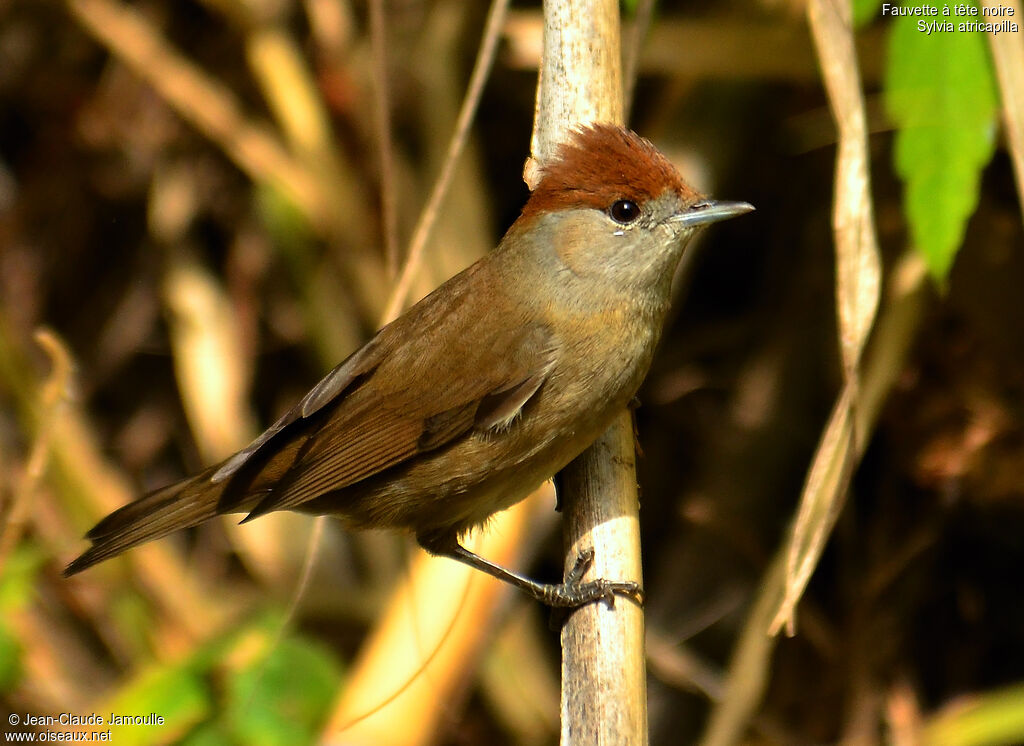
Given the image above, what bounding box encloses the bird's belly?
[319,394,621,538]
[315,313,655,538]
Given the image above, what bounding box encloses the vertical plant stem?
[982,0,1024,217]
[530,0,647,743]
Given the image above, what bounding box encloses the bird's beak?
[668,200,755,228]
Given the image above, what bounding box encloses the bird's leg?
[417,533,644,608]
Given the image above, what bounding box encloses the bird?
[64,123,753,607]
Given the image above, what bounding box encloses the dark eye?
[609,199,640,224]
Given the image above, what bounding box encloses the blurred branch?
[647,630,725,703]
[399,0,499,302]
[380,0,511,324]
[700,252,930,746]
[162,259,257,464]
[245,14,347,180]
[0,330,70,569]
[504,12,886,83]
[162,253,313,586]
[243,21,371,243]
[983,0,1024,222]
[480,606,561,742]
[771,0,882,638]
[67,0,392,354]
[66,0,333,231]
[367,0,400,276]
[0,315,235,645]
[700,1,888,742]
[304,0,355,60]
[621,0,655,117]
[321,489,555,746]
[231,0,390,343]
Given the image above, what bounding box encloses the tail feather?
[64,466,231,576]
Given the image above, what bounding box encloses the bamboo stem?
[530,0,647,742]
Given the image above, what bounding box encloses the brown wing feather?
[64,466,230,575]
[222,263,557,521]
[242,414,421,518]
[241,327,555,518]
[213,337,384,490]
[65,256,557,575]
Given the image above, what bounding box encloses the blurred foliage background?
[1,0,1023,744]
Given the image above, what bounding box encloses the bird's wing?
[215,267,556,518]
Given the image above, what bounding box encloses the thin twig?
[368,0,400,277]
[770,0,881,638]
[379,0,512,325]
[700,1,885,741]
[0,330,70,570]
[622,0,656,117]
[239,515,326,714]
[321,492,553,744]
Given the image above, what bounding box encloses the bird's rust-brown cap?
[521,123,703,219]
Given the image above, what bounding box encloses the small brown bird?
[65,124,752,606]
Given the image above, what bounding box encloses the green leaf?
[101,664,211,746]
[853,0,883,27]
[224,634,341,746]
[0,621,22,690]
[884,3,999,282]
[923,681,1024,746]
[0,545,44,610]
[88,611,341,745]
[179,721,233,746]
[0,546,46,691]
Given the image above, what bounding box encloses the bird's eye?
[609,199,640,224]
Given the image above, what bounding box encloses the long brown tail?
[63,466,230,576]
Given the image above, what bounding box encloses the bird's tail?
[63,466,230,576]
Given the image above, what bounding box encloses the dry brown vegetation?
[1,1,1023,744]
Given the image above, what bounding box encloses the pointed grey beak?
[669,200,755,228]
